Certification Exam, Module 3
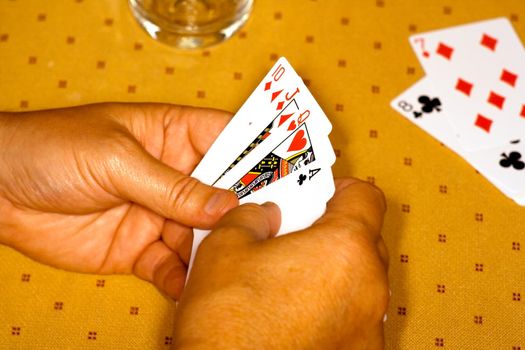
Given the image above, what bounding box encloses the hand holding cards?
[391,18,525,204]
[190,57,336,269]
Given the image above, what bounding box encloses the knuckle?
[167,176,200,213]
[357,181,387,213]
[319,220,369,258]
[323,218,373,246]
[143,103,182,124]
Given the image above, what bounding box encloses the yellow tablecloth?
[1,0,524,349]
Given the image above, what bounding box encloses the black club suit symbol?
[413,95,442,118]
[500,151,525,170]
[419,95,442,113]
[297,174,307,185]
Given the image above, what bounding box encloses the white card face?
[239,161,335,234]
[410,18,525,151]
[189,163,335,272]
[214,99,335,197]
[192,57,331,186]
[391,77,525,201]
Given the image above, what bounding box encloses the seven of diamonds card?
[393,17,525,205]
[409,18,525,151]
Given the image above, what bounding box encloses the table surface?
[1,0,524,349]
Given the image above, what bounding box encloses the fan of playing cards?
[189,57,336,267]
[391,18,525,205]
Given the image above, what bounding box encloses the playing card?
[410,18,525,150]
[214,101,335,197]
[188,57,336,274]
[391,76,525,202]
[223,123,318,199]
[192,57,330,186]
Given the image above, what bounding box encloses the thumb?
[106,138,238,229]
[202,202,281,249]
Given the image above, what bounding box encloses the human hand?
[0,103,238,299]
[174,178,389,349]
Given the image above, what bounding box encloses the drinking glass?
[129,0,254,49]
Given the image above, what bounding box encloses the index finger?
[202,202,281,249]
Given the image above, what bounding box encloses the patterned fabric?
[0,0,524,349]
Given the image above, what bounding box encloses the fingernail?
[204,191,234,216]
[262,201,277,209]
[262,201,280,215]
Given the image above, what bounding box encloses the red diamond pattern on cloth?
[264,81,272,91]
[475,114,493,132]
[488,91,505,109]
[500,69,518,87]
[456,78,473,96]
[436,42,454,60]
[520,105,525,118]
[480,33,498,51]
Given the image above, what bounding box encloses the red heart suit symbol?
[287,129,307,152]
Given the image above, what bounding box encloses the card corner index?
[276,56,290,63]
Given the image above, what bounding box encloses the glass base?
[129,1,252,49]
